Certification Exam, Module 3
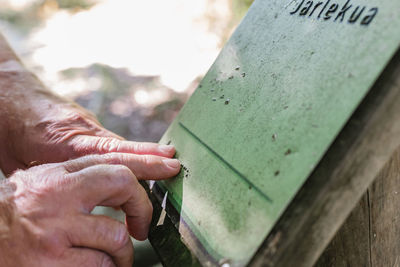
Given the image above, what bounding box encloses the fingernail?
[163,159,180,169]
[159,145,174,154]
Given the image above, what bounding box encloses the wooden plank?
[315,193,370,267]
[315,147,400,267]
[369,149,400,266]
[248,48,400,267]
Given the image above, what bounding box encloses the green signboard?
[156,0,400,265]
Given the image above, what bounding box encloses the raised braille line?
[179,122,272,203]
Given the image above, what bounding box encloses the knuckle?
[68,113,98,132]
[97,138,120,153]
[102,152,121,165]
[113,165,134,184]
[140,155,152,166]
[93,219,129,254]
[95,138,110,153]
[99,254,114,267]
[133,142,144,152]
[40,232,67,258]
[113,223,130,253]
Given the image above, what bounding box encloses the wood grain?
[317,147,400,267]
[369,149,400,266]
[315,193,371,267]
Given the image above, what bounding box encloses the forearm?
[0,33,83,123]
[0,33,42,125]
[0,33,59,170]
[0,33,178,178]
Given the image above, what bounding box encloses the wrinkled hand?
[0,153,179,267]
[0,85,176,175]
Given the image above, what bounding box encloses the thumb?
[67,214,134,267]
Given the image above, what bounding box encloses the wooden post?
[316,147,400,266]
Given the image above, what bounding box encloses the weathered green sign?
[157,0,400,265]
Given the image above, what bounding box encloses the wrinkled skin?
[0,75,176,175]
[0,33,181,266]
[0,154,177,267]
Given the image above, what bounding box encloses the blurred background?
[0,0,253,265]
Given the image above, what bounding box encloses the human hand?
[0,72,175,175]
[0,153,177,267]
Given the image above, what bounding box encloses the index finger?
[63,153,181,180]
[68,164,153,239]
[72,135,176,158]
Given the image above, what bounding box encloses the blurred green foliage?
[0,0,254,35]
[0,4,41,33]
[215,0,254,47]
[55,0,94,10]
[232,0,255,23]
[0,0,94,33]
